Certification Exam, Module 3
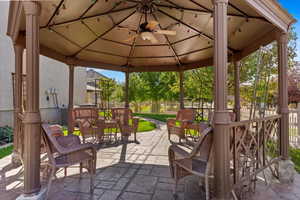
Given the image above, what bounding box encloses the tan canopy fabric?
[6,1,296,199]
[7,0,296,72]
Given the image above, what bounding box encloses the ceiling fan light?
[141,32,153,41]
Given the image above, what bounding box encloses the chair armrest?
[167,118,176,127]
[169,144,190,160]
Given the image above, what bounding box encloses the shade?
[7,0,296,72]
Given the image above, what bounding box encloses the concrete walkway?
[0,119,299,200]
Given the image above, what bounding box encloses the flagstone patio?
[0,119,300,200]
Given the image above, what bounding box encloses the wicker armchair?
[111,108,139,142]
[41,124,97,198]
[168,127,213,200]
[73,107,100,143]
[167,108,197,142]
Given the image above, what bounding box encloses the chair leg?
[134,132,137,143]
[205,174,210,200]
[64,167,67,177]
[46,167,55,199]
[89,160,95,194]
[80,162,83,179]
[173,164,178,197]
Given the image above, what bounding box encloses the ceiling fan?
[121,4,176,44]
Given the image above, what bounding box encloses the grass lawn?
[0,145,13,159]
[290,148,300,173]
[63,119,156,135]
[133,113,176,122]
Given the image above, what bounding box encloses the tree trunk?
[151,101,160,113]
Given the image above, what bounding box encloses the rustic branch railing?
[228,115,281,198]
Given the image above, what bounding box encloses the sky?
[278,0,300,60]
[94,1,300,82]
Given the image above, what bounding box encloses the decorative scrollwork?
[229,115,281,199]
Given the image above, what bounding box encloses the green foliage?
[133,113,176,122]
[185,67,214,101]
[0,145,13,159]
[233,27,298,106]
[137,120,156,132]
[290,148,300,173]
[128,72,180,113]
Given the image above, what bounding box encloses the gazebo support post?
[124,71,130,127]
[17,1,46,199]
[277,32,295,183]
[213,0,231,199]
[125,71,130,108]
[179,70,184,109]
[12,43,24,166]
[234,60,241,121]
[68,65,75,135]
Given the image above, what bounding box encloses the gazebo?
[6,0,296,199]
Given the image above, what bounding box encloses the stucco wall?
[0,2,87,126]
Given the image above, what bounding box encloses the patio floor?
[0,119,300,200]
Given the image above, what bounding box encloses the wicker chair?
[111,108,139,142]
[73,107,100,143]
[41,124,97,198]
[167,108,197,142]
[168,127,213,200]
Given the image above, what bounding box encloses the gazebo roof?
[7,0,296,72]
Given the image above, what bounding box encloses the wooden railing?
[228,115,281,198]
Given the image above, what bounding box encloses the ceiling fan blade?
[148,33,159,44]
[154,30,177,36]
[117,25,137,33]
[146,20,159,31]
[124,34,139,42]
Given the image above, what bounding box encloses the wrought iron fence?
[228,115,281,199]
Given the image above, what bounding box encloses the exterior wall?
[0,2,15,126]
[0,2,86,126]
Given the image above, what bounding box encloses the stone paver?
[0,118,300,200]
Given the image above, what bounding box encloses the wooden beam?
[127,14,143,66]
[41,6,137,29]
[189,0,211,12]
[158,8,238,53]
[46,0,65,27]
[68,65,75,134]
[72,10,136,57]
[157,4,267,20]
[68,58,127,71]
[79,0,98,18]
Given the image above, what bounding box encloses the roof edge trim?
[244,0,296,32]
[7,1,23,43]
